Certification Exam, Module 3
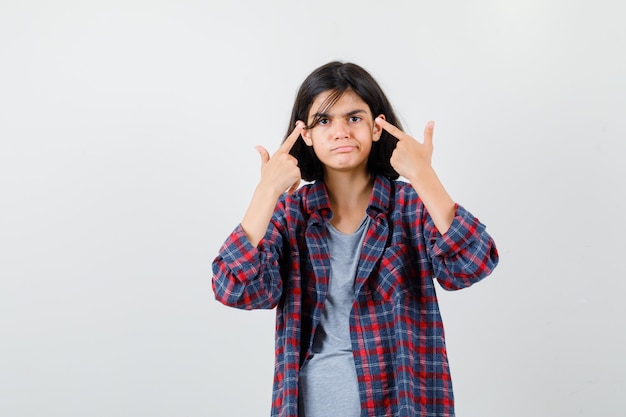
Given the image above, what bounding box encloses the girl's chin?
[322,160,368,174]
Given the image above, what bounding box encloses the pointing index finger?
[375,117,409,141]
[278,121,305,154]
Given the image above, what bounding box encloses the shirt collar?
[367,175,391,215]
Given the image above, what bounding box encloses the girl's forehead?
[309,89,370,115]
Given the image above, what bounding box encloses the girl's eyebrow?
[312,109,367,119]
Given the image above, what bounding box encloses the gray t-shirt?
[298,217,370,417]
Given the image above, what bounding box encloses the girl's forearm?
[241,185,282,247]
[407,168,455,234]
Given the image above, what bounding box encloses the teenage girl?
[212,61,499,417]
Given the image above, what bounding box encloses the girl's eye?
[349,116,361,123]
[317,118,329,125]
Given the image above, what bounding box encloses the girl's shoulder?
[276,181,332,221]
[390,178,414,193]
[373,176,420,204]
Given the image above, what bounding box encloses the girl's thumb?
[255,146,270,165]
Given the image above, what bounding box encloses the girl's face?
[302,89,384,177]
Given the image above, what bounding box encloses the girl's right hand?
[255,121,305,196]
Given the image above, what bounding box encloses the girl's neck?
[323,169,373,233]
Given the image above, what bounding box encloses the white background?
[1,1,625,416]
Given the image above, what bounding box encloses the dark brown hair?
[284,61,402,181]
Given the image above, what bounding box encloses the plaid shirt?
[212,175,498,417]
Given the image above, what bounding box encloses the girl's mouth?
[333,145,356,153]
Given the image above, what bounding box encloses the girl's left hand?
[375,117,435,181]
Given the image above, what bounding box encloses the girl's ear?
[301,126,313,146]
[373,114,385,142]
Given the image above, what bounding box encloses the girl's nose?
[332,121,349,139]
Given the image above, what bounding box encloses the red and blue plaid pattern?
[212,176,498,417]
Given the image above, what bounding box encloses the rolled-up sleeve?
[212,221,284,310]
[427,204,499,290]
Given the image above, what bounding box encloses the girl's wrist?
[255,181,284,204]
[406,166,436,191]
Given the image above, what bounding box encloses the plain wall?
[1,0,624,416]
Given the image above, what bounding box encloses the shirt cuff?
[430,204,485,257]
[218,224,262,279]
